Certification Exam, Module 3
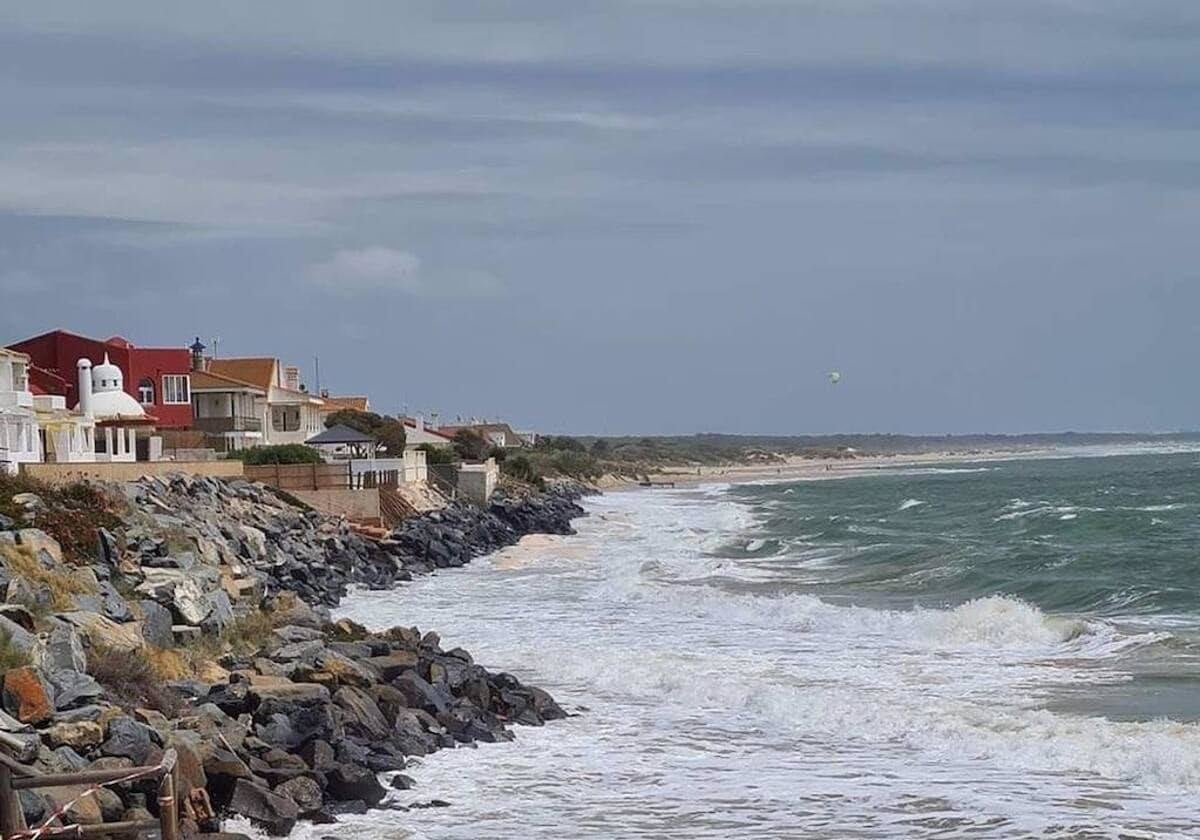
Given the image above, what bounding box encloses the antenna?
[211,337,220,358]
[314,355,321,395]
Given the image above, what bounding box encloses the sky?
[2,1,1199,435]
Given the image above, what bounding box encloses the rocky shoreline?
[0,474,588,836]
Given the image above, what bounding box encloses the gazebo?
[305,424,378,460]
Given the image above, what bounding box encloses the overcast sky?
[2,2,1198,435]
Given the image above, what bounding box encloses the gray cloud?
[0,2,1198,433]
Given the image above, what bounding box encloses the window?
[272,406,301,432]
[162,374,190,404]
[137,378,155,406]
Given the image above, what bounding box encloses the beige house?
[191,357,325,448]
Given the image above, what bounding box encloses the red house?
[8,330,195,429]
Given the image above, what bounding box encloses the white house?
[0,349,41,474]
[195,357,326,447]
[401,416,455,450]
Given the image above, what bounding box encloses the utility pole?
[314,355,321,395]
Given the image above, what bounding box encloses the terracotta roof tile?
[207,358,277,390]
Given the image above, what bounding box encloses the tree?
[416,443,457,465]
[452,429,488,461]
[590,438,611,457]
[324,409,407,455]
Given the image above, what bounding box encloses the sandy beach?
[592,446,1061,490]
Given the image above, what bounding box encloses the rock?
[325,764,386,806]
[51,745,90,771]
[95,787,125,822]
[99,717,155,764]
[392,672,451,716]
[389,773,416,790]
[15,528,60,563]
[45,669,103,710]
[298,739,337,772]
[275,776,323,816]
[228,779,299,836]
[0,605,35,632]
[364,651,418,681]
[166,732,207,797]
[7,577,51,612]
[138,600,174,649]
[58,612,143,652]
[96,528,120,565]
[249,683,330,705]
[273,625,323,644]
[333,687,389,740]
[18,789,48,825]
[43,627,87,673]
[45,784,102,825]
[3,667,54,725]
[0,615,37,657]
[44,720,103,750]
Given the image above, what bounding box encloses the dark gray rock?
[139,600,174,648]
[45,669,102,711]
[227,779,299,836]
[325,764,386,806]
[99,717,155,764]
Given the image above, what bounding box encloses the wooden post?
[157,766,179,840]
[274,463,281,489]
[0,761,24,839]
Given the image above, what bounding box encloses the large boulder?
[2,667,53,725]
[44,720,103,750]
[332,687,389,740]
[324,764,386,806]
[41,627,86,673]
[227,779,298,836]
[99,717,155,764]
[45,669,103,710]
[274,776,323,817]
[392,672,451,716]
[138,600,174,649]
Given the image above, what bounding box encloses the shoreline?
[591,440,1200,491]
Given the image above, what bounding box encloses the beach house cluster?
[1,328,534,512]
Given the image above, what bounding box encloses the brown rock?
[44,721,103,750]
[3,667,53,725]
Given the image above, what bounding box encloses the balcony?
[192,416,262,434]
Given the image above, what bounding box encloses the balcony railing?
[192,416,262,434]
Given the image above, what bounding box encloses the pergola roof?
[305,424,376,446]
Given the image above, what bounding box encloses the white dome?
[88,388,146,420]
[92,354,124,393]
[72,353,146,420]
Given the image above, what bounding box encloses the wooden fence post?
[0,762,18,840]
[158,764,179,840]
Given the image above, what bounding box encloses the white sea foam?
[898,498,926,511]
[330,487,1200,838]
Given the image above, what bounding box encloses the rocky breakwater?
[0,473,586,837]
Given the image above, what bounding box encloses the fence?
[244,462,350,490]
[0,740,181,840]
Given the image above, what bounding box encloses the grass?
[87,644,182,715]
[0,541,97,611]
[0,630,31,673]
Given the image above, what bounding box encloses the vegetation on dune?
[0,473,123,564]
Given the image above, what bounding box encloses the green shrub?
[238,444,324,465]
[417,443,457,465]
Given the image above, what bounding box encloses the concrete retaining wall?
[22,460,245,484]
[289,488,381,522]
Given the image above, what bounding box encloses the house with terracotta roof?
[189,348,326,449]
[320,394,370,414]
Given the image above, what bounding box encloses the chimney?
[189,337,206,372]
[284,366,300,391]
[415,415,425,432]
[76,358,93,419]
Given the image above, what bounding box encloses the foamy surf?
[329,453,1200,838]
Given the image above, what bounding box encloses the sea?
[312,447,1200,838]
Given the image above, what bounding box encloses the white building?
[0,349,41,474]
[74,355,155,462]
[193,357,325,448]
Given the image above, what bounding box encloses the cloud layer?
[1,2,1198,432]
